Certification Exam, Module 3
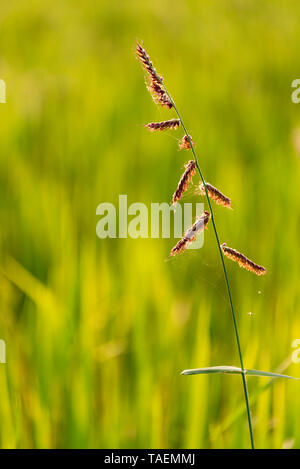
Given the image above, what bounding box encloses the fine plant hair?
[136,42,275,449]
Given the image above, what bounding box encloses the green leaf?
[181,366,299,380]
[181,366,243,376]
[245,369,299,380]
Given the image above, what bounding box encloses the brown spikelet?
[136,42,162,85]
[170,211,210,257]
[221,243,267,276]
[179,134,194,150]
[172,160,196,204]
[169,237,189,256]
[136,42,173,109]
[144,119,180,132]
[199,182,232,209]
[147,80,173,109]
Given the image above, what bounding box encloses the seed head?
[199,182,232,209]
[136,42,162,84]
[170,211,210,257]
[179,134,194,150]
[136,42,173,109]
[172,160,196,205]
[144,119,180,132]
[221,243,267,276]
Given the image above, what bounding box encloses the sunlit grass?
[0,0,300,449]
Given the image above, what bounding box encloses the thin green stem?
[162,85,255,449]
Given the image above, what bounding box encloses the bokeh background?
[0,0,300,449]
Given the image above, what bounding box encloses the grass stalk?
[161,84,255,449]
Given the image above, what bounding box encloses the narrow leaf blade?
[181,366,299,380]
[181,366,242,376]
[245,369,299,380]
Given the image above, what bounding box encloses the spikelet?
[199,182,232,209]
[147,81,173,109]
[179,134,194,150]
[172,160,196,205]
[136,42,173,109]
[136,42,162,83]
[170,211,210,257]
[145,119,180,132]
[221,243,266,276]
[169,237,188,257]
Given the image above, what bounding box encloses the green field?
[0,0,300,449]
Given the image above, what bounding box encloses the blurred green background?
[0,0,300,449]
